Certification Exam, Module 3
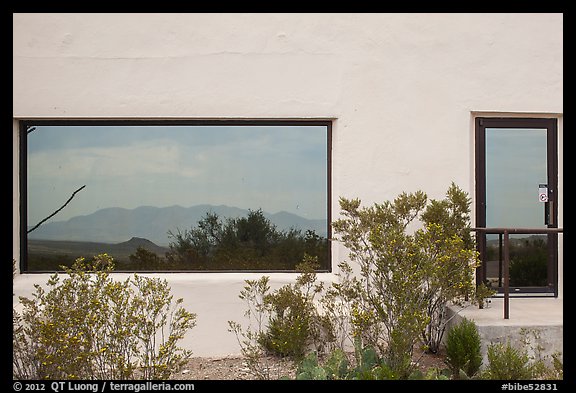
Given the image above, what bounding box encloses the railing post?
[503,229,510,319]
[498,233,503,287]
[470,226,562,320]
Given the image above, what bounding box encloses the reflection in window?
[483,126,549,289]
[24,121,330,272]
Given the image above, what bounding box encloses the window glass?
[24,122,330,272]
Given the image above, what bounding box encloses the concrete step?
[446,298,563,365]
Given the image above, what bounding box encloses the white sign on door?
[538,183,548,203]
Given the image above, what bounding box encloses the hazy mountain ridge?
[28,205,327,246]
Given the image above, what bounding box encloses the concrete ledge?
[13,272,340,357]
[446,298,563,365]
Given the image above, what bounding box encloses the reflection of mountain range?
[28,205,327,246]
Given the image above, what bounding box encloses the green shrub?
[445,318,482,378]
[228,256,333,378]
[232,183,480,379]
[13,254,196,380]
[479,329,563,381]
[483,341,533,380]
[519,328,563,380]
[331,183,478,377]
[259,285,315,359]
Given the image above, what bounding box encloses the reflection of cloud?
[485,129,547,228]
[28,140,201,180]
[28,125,328,222]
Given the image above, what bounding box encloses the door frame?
[475,117,558,296]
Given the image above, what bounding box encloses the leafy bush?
[481,329,564,380]
[264,257,334,360]
[13,254,196,380]
[482,341,533,380]
[259,285,317,359]
[231,183,482,379]
[331,183,478,377]
[231,256,331,356]
[445,318,482,378]
[228,256,333,378]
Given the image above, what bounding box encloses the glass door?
[475,118,558,296]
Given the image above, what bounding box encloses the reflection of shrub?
[509,238,547,287]
[27,254,77,271]
[486,237,548,287]
[510,256,547,286]
[13,254,197,380]
[167,209,329,270]
[129,246,167,270]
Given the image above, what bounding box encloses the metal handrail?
[470,227,563,319]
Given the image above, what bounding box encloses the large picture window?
[21,120,331,272]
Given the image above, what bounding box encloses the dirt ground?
[171,350,448,380]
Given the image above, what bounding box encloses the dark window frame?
[474,117,558,296]
[19,119,332,273]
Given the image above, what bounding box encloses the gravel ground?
[172,355,296,380]
[171,351,448,380]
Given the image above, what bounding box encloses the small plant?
[482,341,533,380]
[13,254,197,380]
[295,345,392,380]
[475,282,496,309]
[229,255,333,374]
[227,276,272,379]
[259,256,332,360]
[519,328,563,380]
[445,318,482,378]
[294,342,455,380]
[546,352,564,380]
[480,329,563,380]
[259,285,315,359]
[295,352,330,380]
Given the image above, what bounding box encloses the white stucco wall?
[13,13,563,356]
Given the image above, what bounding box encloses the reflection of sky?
[485,128,547,230]
[27,125,328,224]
